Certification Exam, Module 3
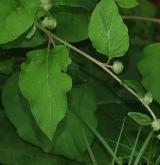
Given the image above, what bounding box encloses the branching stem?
[36,22,157,120]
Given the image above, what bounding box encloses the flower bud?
[151,119,160,131]
[40,0,53,11]
[112,61,124,74]
[41,17,57,29]
[142,93,153,105]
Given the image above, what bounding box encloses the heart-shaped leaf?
[19,46,72,140]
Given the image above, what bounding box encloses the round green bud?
[40,0,53,11]
[151,119,160,132]
[112,61,124,74]
[41,17,57,29]
[142,93,153,105]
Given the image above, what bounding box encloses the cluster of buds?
[40,0,57,29]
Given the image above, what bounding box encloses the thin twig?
[103,63,113,68]
[36,22,157,120]
[122,16,160,24]
[49,34,55,47]
[47,36,51,49]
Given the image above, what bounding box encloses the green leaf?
[1,31,46,49]
[88,0,129,59]
[19,46,72,140]
[52,85,97,161]
[55,8,90,42]
[2,73,52,151]
[2,74,97,161]
[0,56,14,74]
[0,0,39,44]
[138,43,160,103]
[53,0,98,10]
[128,112,152,126]
[0,112,72,165]
[122,80,145,96]
[116,0,139,8]
[138,0,157,17]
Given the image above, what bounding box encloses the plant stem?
[133,131,154,165]
[82,129,98,165]
[112,118,126,165]
[128,127,142,165]
[36,23,157,120]
[122,16,160,24]
[85,122,120,164]
[103,63,113,68]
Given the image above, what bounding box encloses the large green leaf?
[19,46,72,140]
[2,73,98,162]
[2,73,52,151]
[0,0,39,44]
[53,0,97,10]
[0,112,71,165]
[116,0,139,8]
[138,43,160,103]
[52,85,97,161]
[55,8,90,42]
[88,0,129,59]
